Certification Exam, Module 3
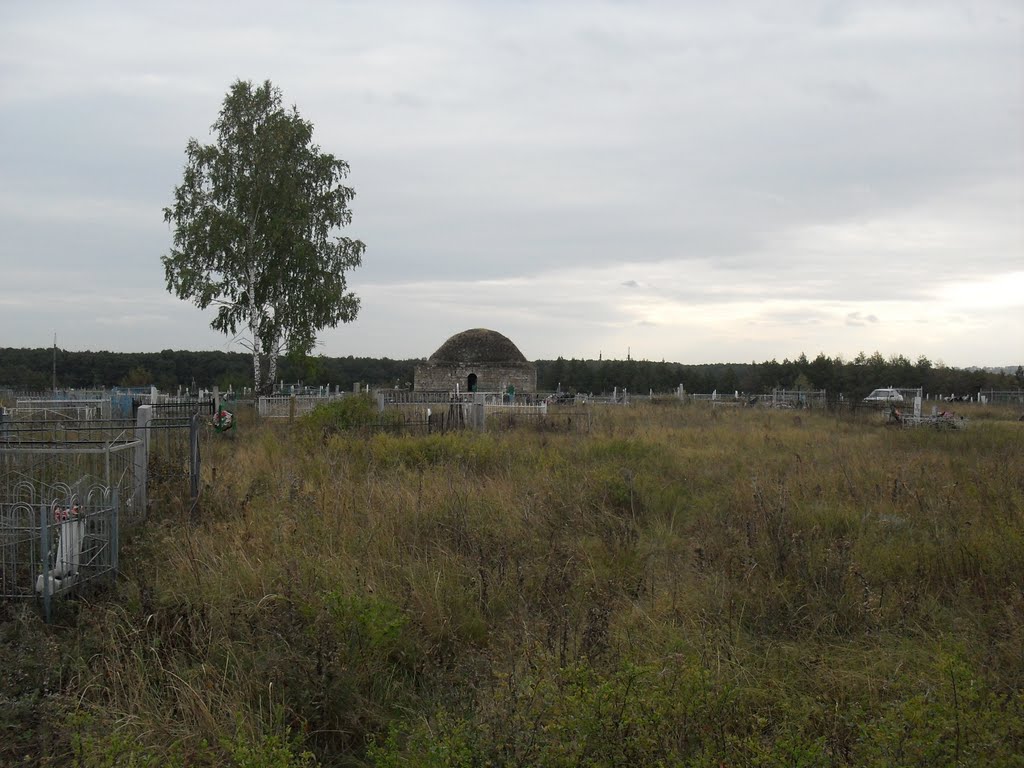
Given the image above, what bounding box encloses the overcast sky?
[1,1,1021,366]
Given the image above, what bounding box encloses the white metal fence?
[13,399,110,420]
[1,496,120,619]
[257,394,347,418]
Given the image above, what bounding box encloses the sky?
[0,0,1021,367]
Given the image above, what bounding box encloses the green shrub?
[302,394,394,436]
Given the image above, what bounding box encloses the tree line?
[538,354,1022,400]
[1,348,1019,400]
[0,348,416,393]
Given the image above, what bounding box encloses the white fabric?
[35,517,85,594]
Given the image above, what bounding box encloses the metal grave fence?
[0,408,208,614]
[486,407,591,433]
[136,409,207,505]
[0,435,145,527]
[1,490,119,620]
[143,398,215,419]
[258,394,345,418]
[12,398,110,421]
[380,394,587,433]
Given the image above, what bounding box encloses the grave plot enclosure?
[0,402,206,615]
[0,424,138,614]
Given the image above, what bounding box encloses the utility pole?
[52,333,57,395]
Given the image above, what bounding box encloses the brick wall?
[414,362,537,392]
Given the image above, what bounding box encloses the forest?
[1,346,1020,401]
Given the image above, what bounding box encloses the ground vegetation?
[2,402,1021,765]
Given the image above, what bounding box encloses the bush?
[301,394,396,437]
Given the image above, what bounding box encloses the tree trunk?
[251,335,275,396]
[252,338,262,394]
[266,351,279,395]
[251,330,280,396]
[254,353,276,395]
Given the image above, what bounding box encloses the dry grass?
[3,402,1022,766]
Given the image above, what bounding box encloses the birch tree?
[162,79,364,394]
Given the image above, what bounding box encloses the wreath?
[213,408,235,432]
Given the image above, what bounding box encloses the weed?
[3,404,1021,765]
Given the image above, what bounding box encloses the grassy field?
[2,400,1023,766]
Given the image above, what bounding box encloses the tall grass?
[3,403,1022,766]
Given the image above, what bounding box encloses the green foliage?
[324,592,413,661]
[162,79,365,393]
[0,346,418,391]
[301,394,397,437]
[70,725,186,768]
[70,725,319,768]
[224,731,319,768]
[851,658,1024,767]
[121,365,154,387]
[371,652,1024,767]
[368,656,803,766]
[535,354,1021,399]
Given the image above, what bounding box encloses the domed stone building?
[414,328,537,393]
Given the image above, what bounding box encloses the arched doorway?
[467,373,478,392]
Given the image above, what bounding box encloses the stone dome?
[428,328,528,364]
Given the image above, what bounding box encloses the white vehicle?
[863,387,904,403]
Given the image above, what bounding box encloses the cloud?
[95,313,172,326]
[846,312,880,327]
[0,1,1021,367]
[812,79,886,105]
[747,308,831,327]
[0,189,156,227]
